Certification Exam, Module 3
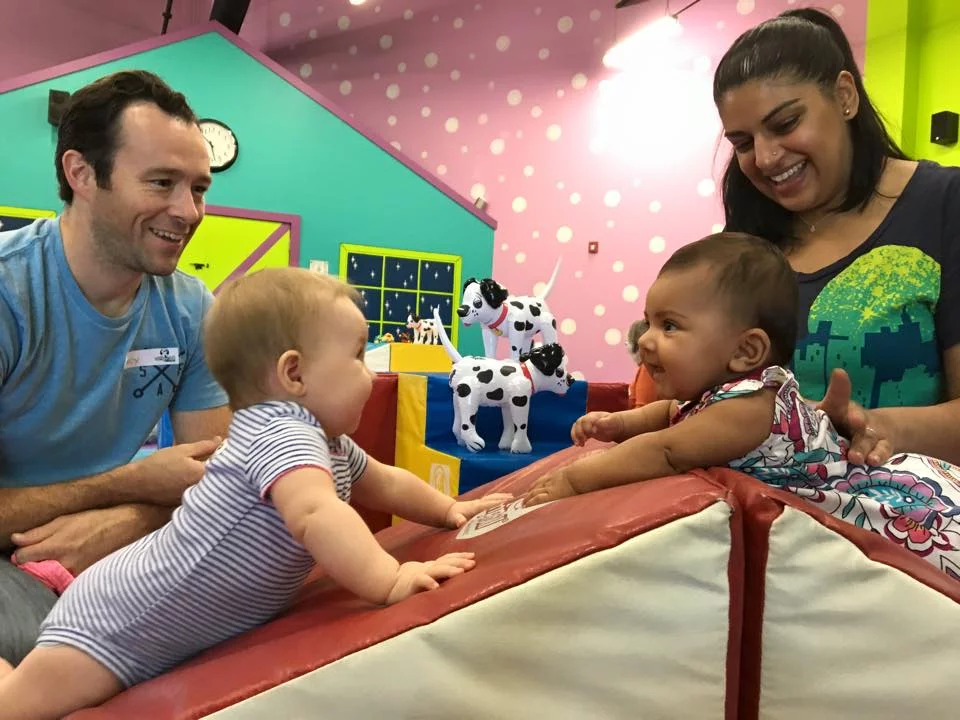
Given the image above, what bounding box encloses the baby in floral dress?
[526,232,960,579]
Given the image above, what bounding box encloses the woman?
[713,8,960,466]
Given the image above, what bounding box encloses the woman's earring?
[843,108,851,116]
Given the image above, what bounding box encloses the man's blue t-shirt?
[0,218,228,487]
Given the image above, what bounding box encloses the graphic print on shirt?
[132,363,182,398]
[125,352,184,399]
[123,346,183,399]
[793,246,941,408]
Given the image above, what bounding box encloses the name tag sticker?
[124,347,180,369]
[455,499,553,540]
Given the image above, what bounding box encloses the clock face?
[198,119,238,172]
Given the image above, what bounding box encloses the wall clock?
[198,118,239,173]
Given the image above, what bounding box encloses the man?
[0,70,231,665]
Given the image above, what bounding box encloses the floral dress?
[672,366,960,580]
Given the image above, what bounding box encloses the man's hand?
[444,493,514,528]
[571,412,623,446]
[10,504,170,574]
[524,468,578,507]
[384,553,476,605]
[818,369,896,465]
[127,438,221,506]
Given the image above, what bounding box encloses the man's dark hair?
[55,70,198,203]
[659,232,799,366]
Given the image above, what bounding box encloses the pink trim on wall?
[212,223,291,294]
[0,22,497,231]
[288,214,301,268]
[206,204,299,226]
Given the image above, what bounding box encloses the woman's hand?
[818,369,898,465]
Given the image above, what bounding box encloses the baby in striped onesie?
[0,268,509,718]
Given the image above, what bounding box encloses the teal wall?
[0,31,493,355]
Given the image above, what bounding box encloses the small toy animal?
[433,308,574,453]
[457,259,562,361]
[406,313,440,344]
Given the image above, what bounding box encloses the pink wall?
[0,0,212,83]
[264,0,866,382]
[0,0,867,382]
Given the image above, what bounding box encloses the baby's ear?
[728,327,770,374]
[276,349,306,394]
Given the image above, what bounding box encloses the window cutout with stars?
[340,244,462,344]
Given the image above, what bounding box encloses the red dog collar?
[521,361,536,391]
[486,305,509,331]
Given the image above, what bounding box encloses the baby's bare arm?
[351,457,454,527]
[271,468,400,604]
[614,400,676,439]
[272,467,477,606]
[565,391,776,494]
[572,400,675,445]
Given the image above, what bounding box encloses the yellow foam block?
[393,374,461,524]
[389,344,452,373]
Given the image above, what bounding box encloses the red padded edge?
[349,373,398,533]
[697,470,779,720]
[721,474,745,720]
[349,373,397,465]
[705,467,960,720]
[73,446,738,719]
[586,382,630,414]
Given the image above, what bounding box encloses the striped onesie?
[36,400,368,687]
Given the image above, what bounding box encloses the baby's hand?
[385,553,476,605]
[571,411,623,446]
[524,468,578,507]
[445,493,514,528]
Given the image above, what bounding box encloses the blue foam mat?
[423,373,586,493]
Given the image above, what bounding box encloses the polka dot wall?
[248,0,866,382]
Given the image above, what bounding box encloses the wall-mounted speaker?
[210,0,252,35]
[931,111,958,146]
[48,89,71,127]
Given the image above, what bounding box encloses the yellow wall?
[911,2,960,164]
[866,0,960,163]
[864,0,912,148]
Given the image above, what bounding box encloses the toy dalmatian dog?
[406,313,440,344]
[457,259,562,361]
[434,308,574,454]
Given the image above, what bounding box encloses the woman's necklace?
[797,209,837,234]
[798,214,817,233]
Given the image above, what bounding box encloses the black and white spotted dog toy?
[433,308,574,453]
[457,259,561,361]
[406,313,439,344]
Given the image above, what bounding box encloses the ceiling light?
[604,0,702,71]
[603,15,682,70]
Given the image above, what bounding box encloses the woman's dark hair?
[712,8,908,247]
[660,232,799,366]
[55,70,197,204]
